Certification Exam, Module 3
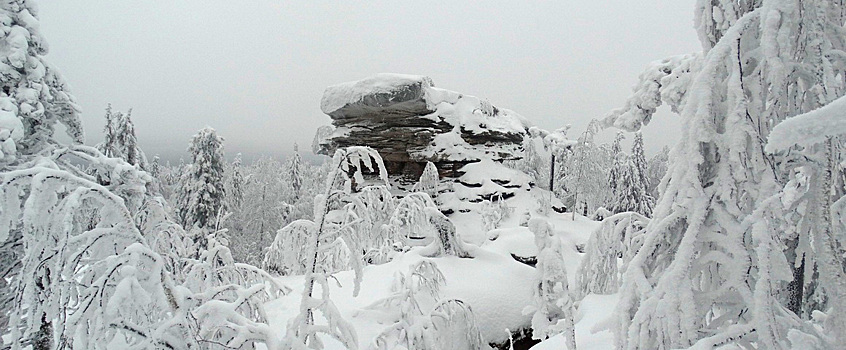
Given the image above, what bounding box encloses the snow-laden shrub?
[182,233,290,349]
[420,207,475,258]
[481,194,511,233]
[411,161,439,199]
[264,220,316,275]
[346,185,396,264]
[368,261,484,350]
[388,192,438,240]
[0,147,291,349]
[575,212,648,299]
[524,218,576,348]
[283,146,389,349]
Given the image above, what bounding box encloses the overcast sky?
[38,1,700,162]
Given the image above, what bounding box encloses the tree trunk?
[785,251,805,317]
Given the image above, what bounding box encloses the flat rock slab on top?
[317,74,530,177]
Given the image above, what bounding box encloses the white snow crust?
[765,94,846,152]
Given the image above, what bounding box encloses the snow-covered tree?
[96,105,147,170]
[387,191,439,248]
[645,146,669,199]
[575,212,649,298]
[412,161,439,199]
[0,1,83,165]
[347,185,396,264]
[289,143,302,200]
[607,131,626,200]
[420,207,474,258]
[524,218,576,348]
[607,132,654,216]
[176,127,226,252]
[229,156,291,265]
[610,158,654,216]
[149,154,161,177]
[481,195,510,233]
[555,121,613,216]
[766,94,846,345]
[610,1,846,348]
[282,146,388,349]
[96,104,119,159]
[263,219,314,275]
[629,132,653,216]
[228,152,245,210]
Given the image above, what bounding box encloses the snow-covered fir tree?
[610,133,654,216]
[176,127,226,253]
[289,143,302,200]
[96,104,118,158]
[607,131,626,201]
[0,0,82,165]
[96,105,147,169]
[227,152,245,210]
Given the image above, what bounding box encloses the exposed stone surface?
[316,74,529,177]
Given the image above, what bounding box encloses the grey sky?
[38,1,700,162]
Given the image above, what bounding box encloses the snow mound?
[265,248,536,348]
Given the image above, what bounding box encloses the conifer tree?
[96,105,147,169]
[611,132,654,216]
[176,127,226,252]
[97,104,118,159]
[607,131,626,200]
[228,153,245,210]
[289,143,302,200]
[113,108,146,169]
[0,1,83,164]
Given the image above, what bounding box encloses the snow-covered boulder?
[316,73,531,178]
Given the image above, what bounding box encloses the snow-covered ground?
[263,175,612,349]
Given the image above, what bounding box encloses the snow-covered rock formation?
[316,74,530,178]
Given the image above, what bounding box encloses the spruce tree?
[610,132,654,216]
[96,105,147,169]
[0,1,83,164]
[228,153,245,210]
[114,108,146,169]
[289,143,302,200]
[177,127,226,250]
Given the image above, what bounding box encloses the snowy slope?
[261,159,610,349]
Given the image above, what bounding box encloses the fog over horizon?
[38,1,700,163]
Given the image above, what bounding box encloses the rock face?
[316,74,529,178]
